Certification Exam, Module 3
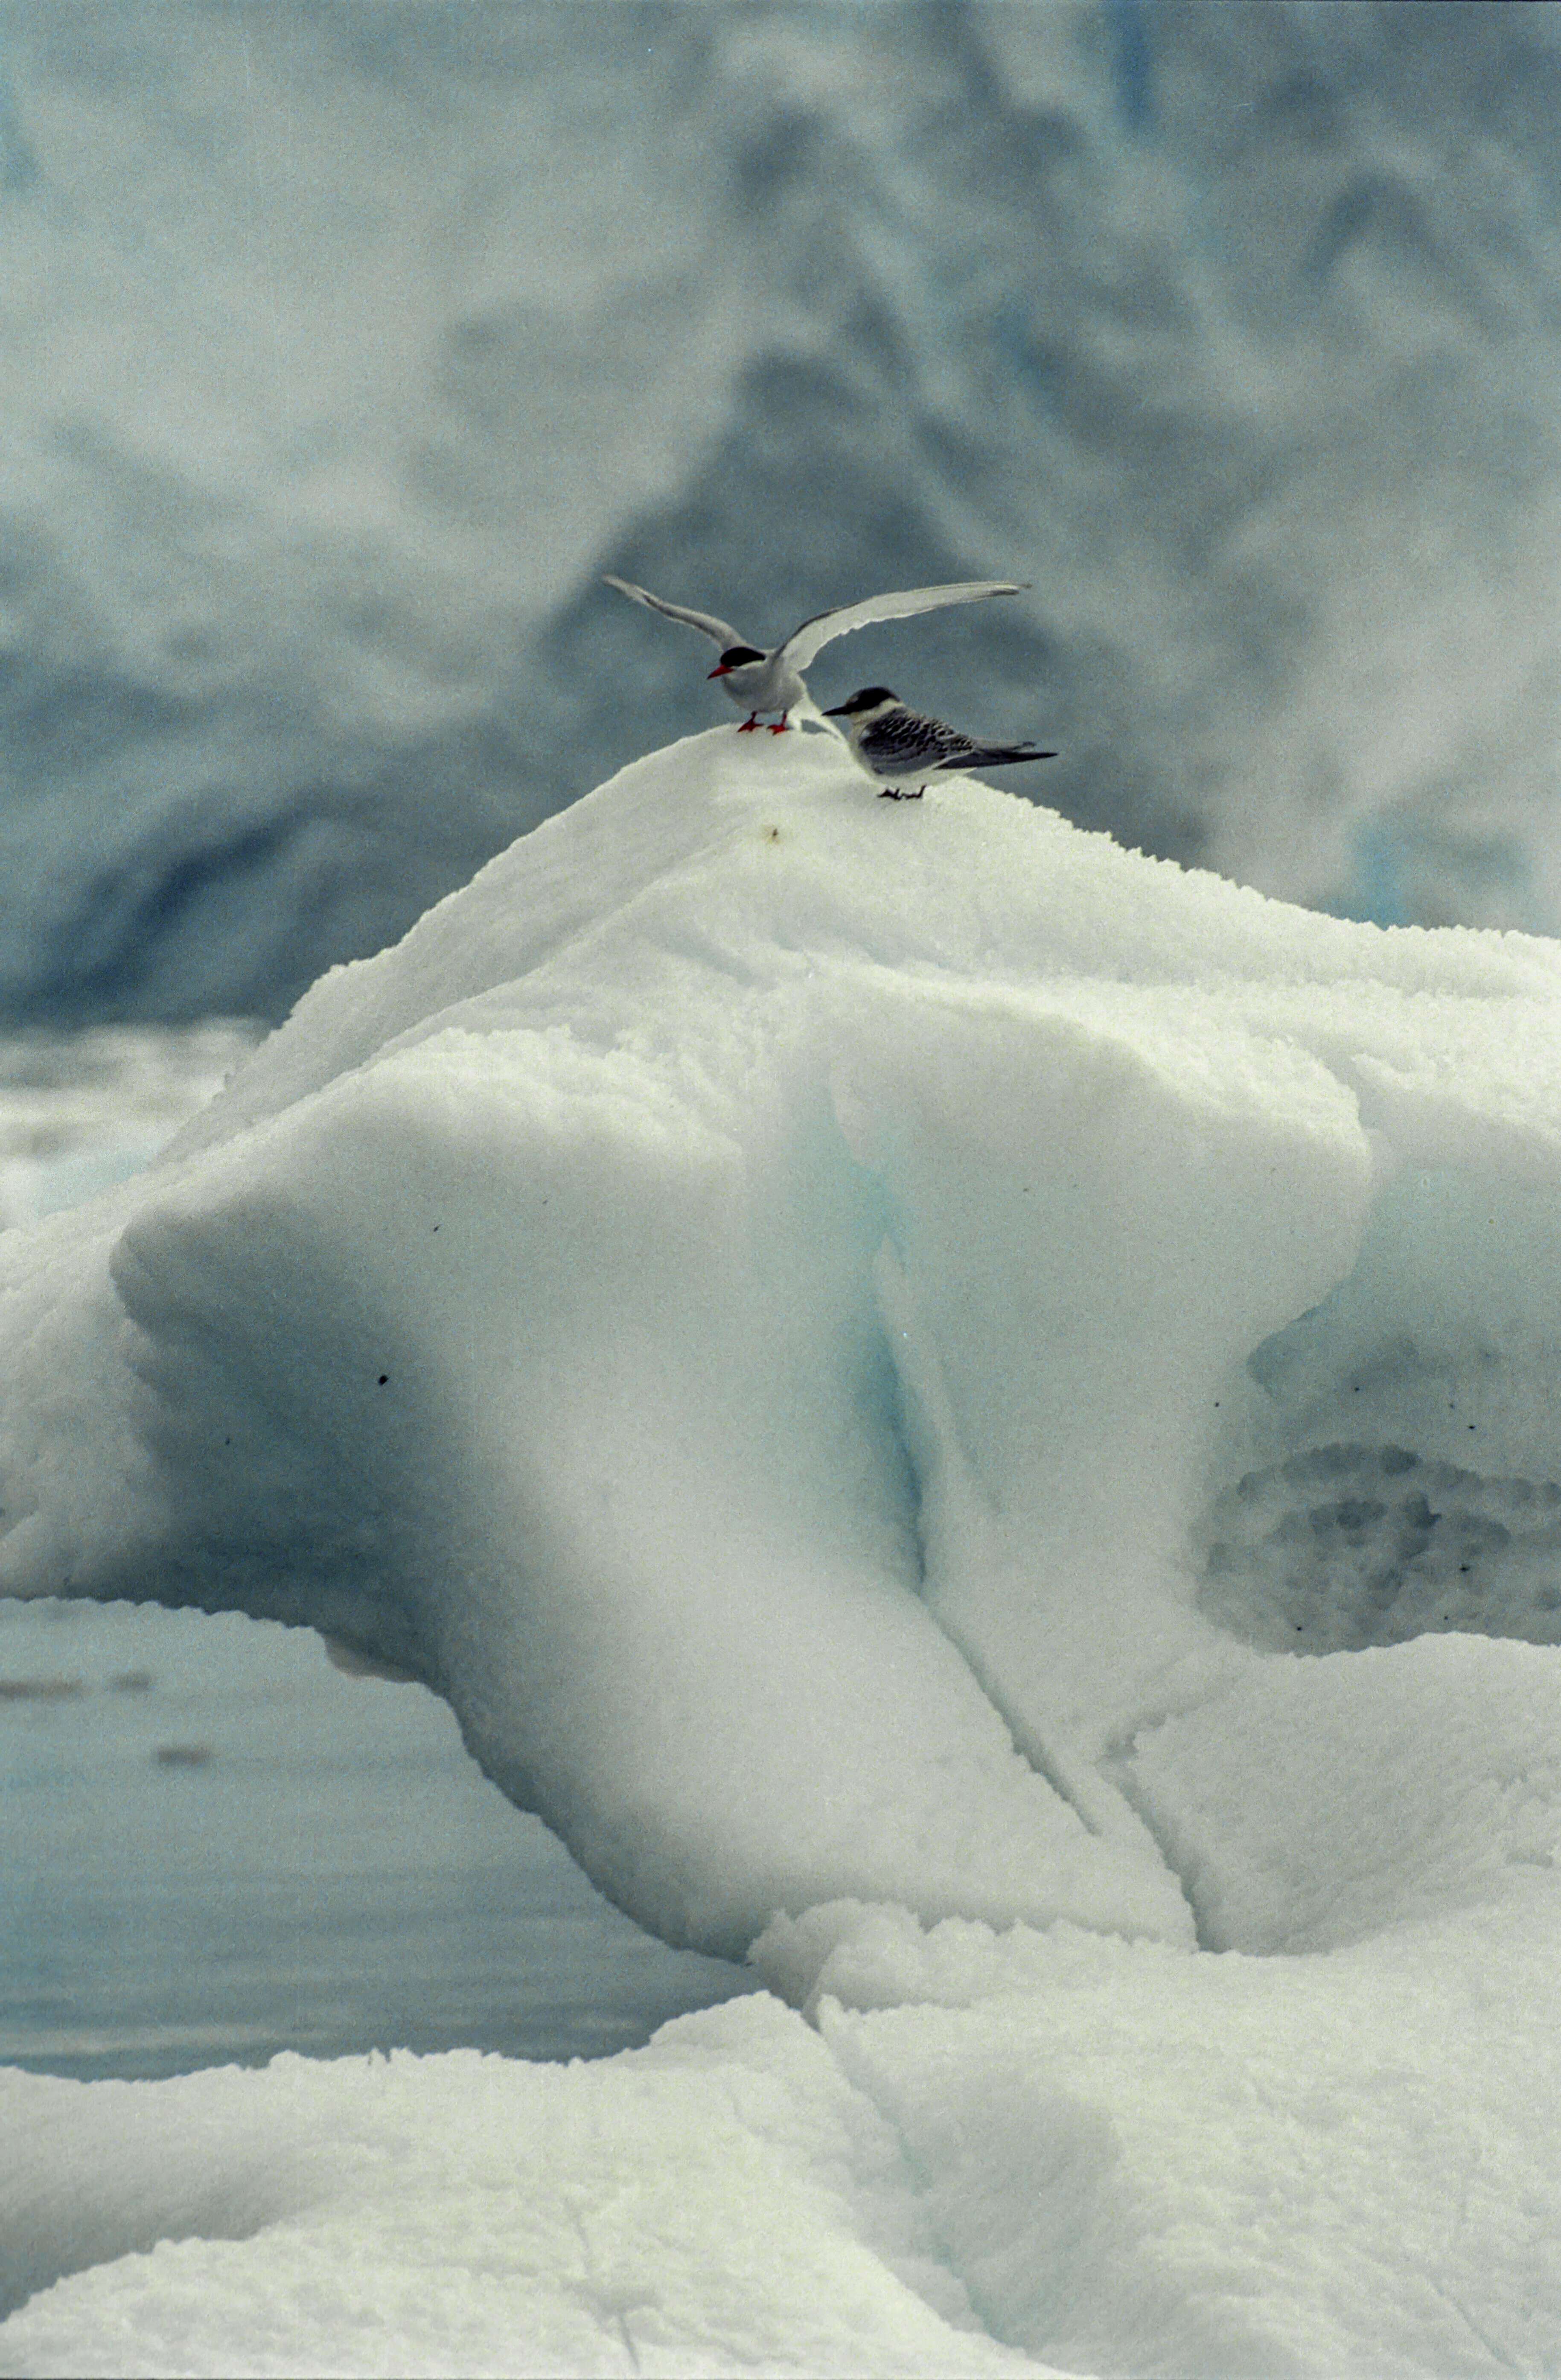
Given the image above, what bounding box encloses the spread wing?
[779,581,1028,673]
[603,577,742,651]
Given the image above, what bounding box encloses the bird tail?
[941,744,1057,770]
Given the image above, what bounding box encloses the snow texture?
[5,727,1561,2371]
[4,1902,1561,2376]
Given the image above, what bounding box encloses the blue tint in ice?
[0,62,37,195]
[1348,819,1408,927]
[1108,0,1153,136]
[4,724,1561,2372]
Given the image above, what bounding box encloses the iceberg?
[4,727,1561,2373]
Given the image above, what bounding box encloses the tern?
[604,573,1028,733]
[824,686,1057,799]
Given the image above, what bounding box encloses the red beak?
[708,663,730,679]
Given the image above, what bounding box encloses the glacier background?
[1,0,1561,1025]
[7,6,1561,2373]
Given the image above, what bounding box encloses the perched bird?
[824,686,1057,799]
[603,574,1028,734]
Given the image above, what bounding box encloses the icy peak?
[5,727,1561,1960]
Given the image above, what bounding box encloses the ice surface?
[6,726,1561,2371]
[0,1999,1050,2378]
[4,1895,1560,2376]
[6,724,1561,1955]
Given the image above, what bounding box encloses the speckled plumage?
[824,686,1056,798]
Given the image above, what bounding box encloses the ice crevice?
[4,727,1561,1978]
[872,1232,1127,1854]
[6,730,1561,2374]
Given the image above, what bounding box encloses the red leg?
[737,714,761,733]
[767,712,789,735]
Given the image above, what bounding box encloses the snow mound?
[9,726,1561,2373]
[5,1901,1561,2377]
[4,725,1561,1973]
[0,1998,1044,2379]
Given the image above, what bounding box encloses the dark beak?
[822,701,848,716]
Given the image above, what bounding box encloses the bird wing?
[779,581,1028,673]
[863,710,962,767]
[603,577,742,651]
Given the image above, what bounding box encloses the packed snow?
[3,726,1561,2373]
